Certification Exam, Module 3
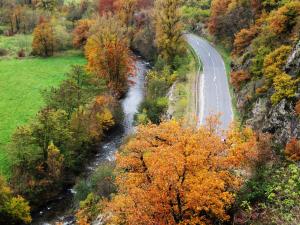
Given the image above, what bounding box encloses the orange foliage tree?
[295,100,300,115]
[98,0,116,15]
[105,119,258,225]
[230,70,250,90]
[73,19,95,48]
[267,1,300,35]
[114,0,138,27]
[32,21,55,56]
[208,0,231,35]
[285,138,300,161]
[233,25,258,56]
[85,16,134,97]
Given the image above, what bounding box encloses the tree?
[208,0,231,35]
[0,176,31,224]
[73,19,95,48]
[115,0,138,28]
[154,0,184,65]
[230,70,250,90]
[233,25,258,56]
[98,0,116,15]
[267,1,300,35]
[32,21,55,56]
[285,138,300,161]
[85,16,135,97]
[43,65,105,117]
[105,120,258,224]
[46,142,64,181]
[271,73,298,104]
[32,108,71,160]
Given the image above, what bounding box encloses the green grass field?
[0,52,86,176]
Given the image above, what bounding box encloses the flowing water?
[31,59,148,225]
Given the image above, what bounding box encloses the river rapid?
[31,59,148,225]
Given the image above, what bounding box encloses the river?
[31,59,148,225]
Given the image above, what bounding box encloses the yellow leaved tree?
[105,119,259,225]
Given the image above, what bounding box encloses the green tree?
[154,0,184,66]
[0,176,31,224]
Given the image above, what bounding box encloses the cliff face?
[236,41,300,146]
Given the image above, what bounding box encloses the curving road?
[185,34,233,130]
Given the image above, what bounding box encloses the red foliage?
[230,70,250,89]
[98,0,116,15]
[233,26,258,56]
[285,138,300,161]
[208,0,231,34]
[295,100,300,115]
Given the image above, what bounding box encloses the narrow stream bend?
[32,59,148,225]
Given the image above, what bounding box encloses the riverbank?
[31,60,148,225]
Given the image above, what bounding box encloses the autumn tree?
[105,120,258,224]
[209,0,230,34]
[73,19,95,48]
[230,70,250,90]
[262,45,299,104]
[267,1,300,36]
[32,21,55,56]
[154,0,184,65]
[209,0,256,46]
[285,138,300,161]
[233,25,258,56]
[115,0,138,28]
[85,15,135,97]
[46,142,64,181]
[70,95,115,142]
[0,176,31,224]
[98,0,116,15]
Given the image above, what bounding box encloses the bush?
[74,163,116,203]
[0,48,7,56]
[230,70,250,90]
[138,97,168,124]
[236,163,300,225]
[17,49,25,58]
[54,24,72,51]
[285,138,300,161]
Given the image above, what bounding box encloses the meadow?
[0,34,33,58]
[0,51,86,176]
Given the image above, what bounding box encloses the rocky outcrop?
[285,41,300,77]
[239,41,300,147]
[246,98,299,146]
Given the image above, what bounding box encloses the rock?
[285,41,300,77]
[260,99,299,146]
[165,81,178,120]
[246,97,269,130]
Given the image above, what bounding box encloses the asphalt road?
[185,34,233,130]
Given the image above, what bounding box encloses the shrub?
[295,100,300,115]
[0,48,7,56]
[17,49,25,58]
[73,19,95,48]
[230,70,250,89]
[138,97,168,124]
[285,138,300,161]
[236,163,300,225]
[32,21,55,56]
